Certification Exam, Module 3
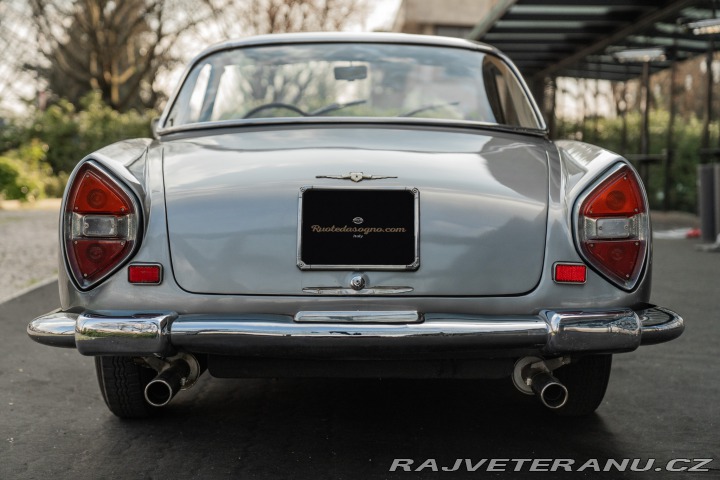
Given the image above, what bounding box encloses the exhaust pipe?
[529,372,568,409]
[144,358,193,407]
[512,356,569,410]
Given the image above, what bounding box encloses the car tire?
[553,354,612,417]
[95,356,159,419]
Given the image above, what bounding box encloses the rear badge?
[316,172,397,183]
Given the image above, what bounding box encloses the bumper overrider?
[28,306,683,356]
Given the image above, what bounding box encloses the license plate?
[297,187,419,270]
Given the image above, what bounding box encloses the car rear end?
[27,33,683,418]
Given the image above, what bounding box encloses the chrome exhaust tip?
[145,355,202,407]
[530,372,568,409]
[512,356,569,410]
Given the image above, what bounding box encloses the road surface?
[1,239,718,479]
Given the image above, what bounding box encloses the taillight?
[577,165,649,290]
[64,163,139,289]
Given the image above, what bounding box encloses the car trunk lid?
[163,126,549,296]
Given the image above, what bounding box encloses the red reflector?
[128,265,162,284]
[554,264,587,284]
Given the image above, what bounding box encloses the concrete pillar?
[715,164,720,240]
[698,164,716,243]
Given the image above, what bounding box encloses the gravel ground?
[0,204,704,303]
[0,207,60,303]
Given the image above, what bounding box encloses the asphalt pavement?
[1,238,718,479]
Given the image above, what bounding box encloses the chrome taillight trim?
[62,161,143,291]
[572,163,650,291]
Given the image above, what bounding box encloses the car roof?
[194,32,500,60]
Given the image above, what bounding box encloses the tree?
[29,0,209,111]
[23,0,369,112]
[194,0,369,112]
[0,1,40,115]
[200,0,369,38]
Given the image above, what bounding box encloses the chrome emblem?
[353,217,364,225]
[316,172,397,183]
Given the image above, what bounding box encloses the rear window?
[165,43,542,130]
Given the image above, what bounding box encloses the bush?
[0,119,25,153]
[19,91,155,175]
[557,111,709,212]
[0,156,25,199]
[26,99,81,175]
[0,140,59,201]
[1,91,154,201]
[77,91,154,156]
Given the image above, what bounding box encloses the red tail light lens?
[64,163,139,289]
[577,165,649,289]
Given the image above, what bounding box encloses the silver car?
[28,33,683,418]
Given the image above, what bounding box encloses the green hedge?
[26,91,155,174]
[1,91,155,202]
[0,140,65,201]
[558,110,710,212]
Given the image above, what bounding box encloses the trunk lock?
[350,275,366,290]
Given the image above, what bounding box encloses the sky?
[364,0,401,31]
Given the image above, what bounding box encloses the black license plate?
[298,188,419,270]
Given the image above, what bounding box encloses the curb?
[0,198,62,211]
[0,276,58,306]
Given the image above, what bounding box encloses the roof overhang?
[471,0,720,82]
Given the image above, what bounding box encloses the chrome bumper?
[27,306,683,356]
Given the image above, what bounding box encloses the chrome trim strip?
[302,286,414,295]
[296,186,420,271]
[294,310,420,323]
[27,311,78,348]
[75,313,175,356]
[158,117,547,138]
[170,315,549,352]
